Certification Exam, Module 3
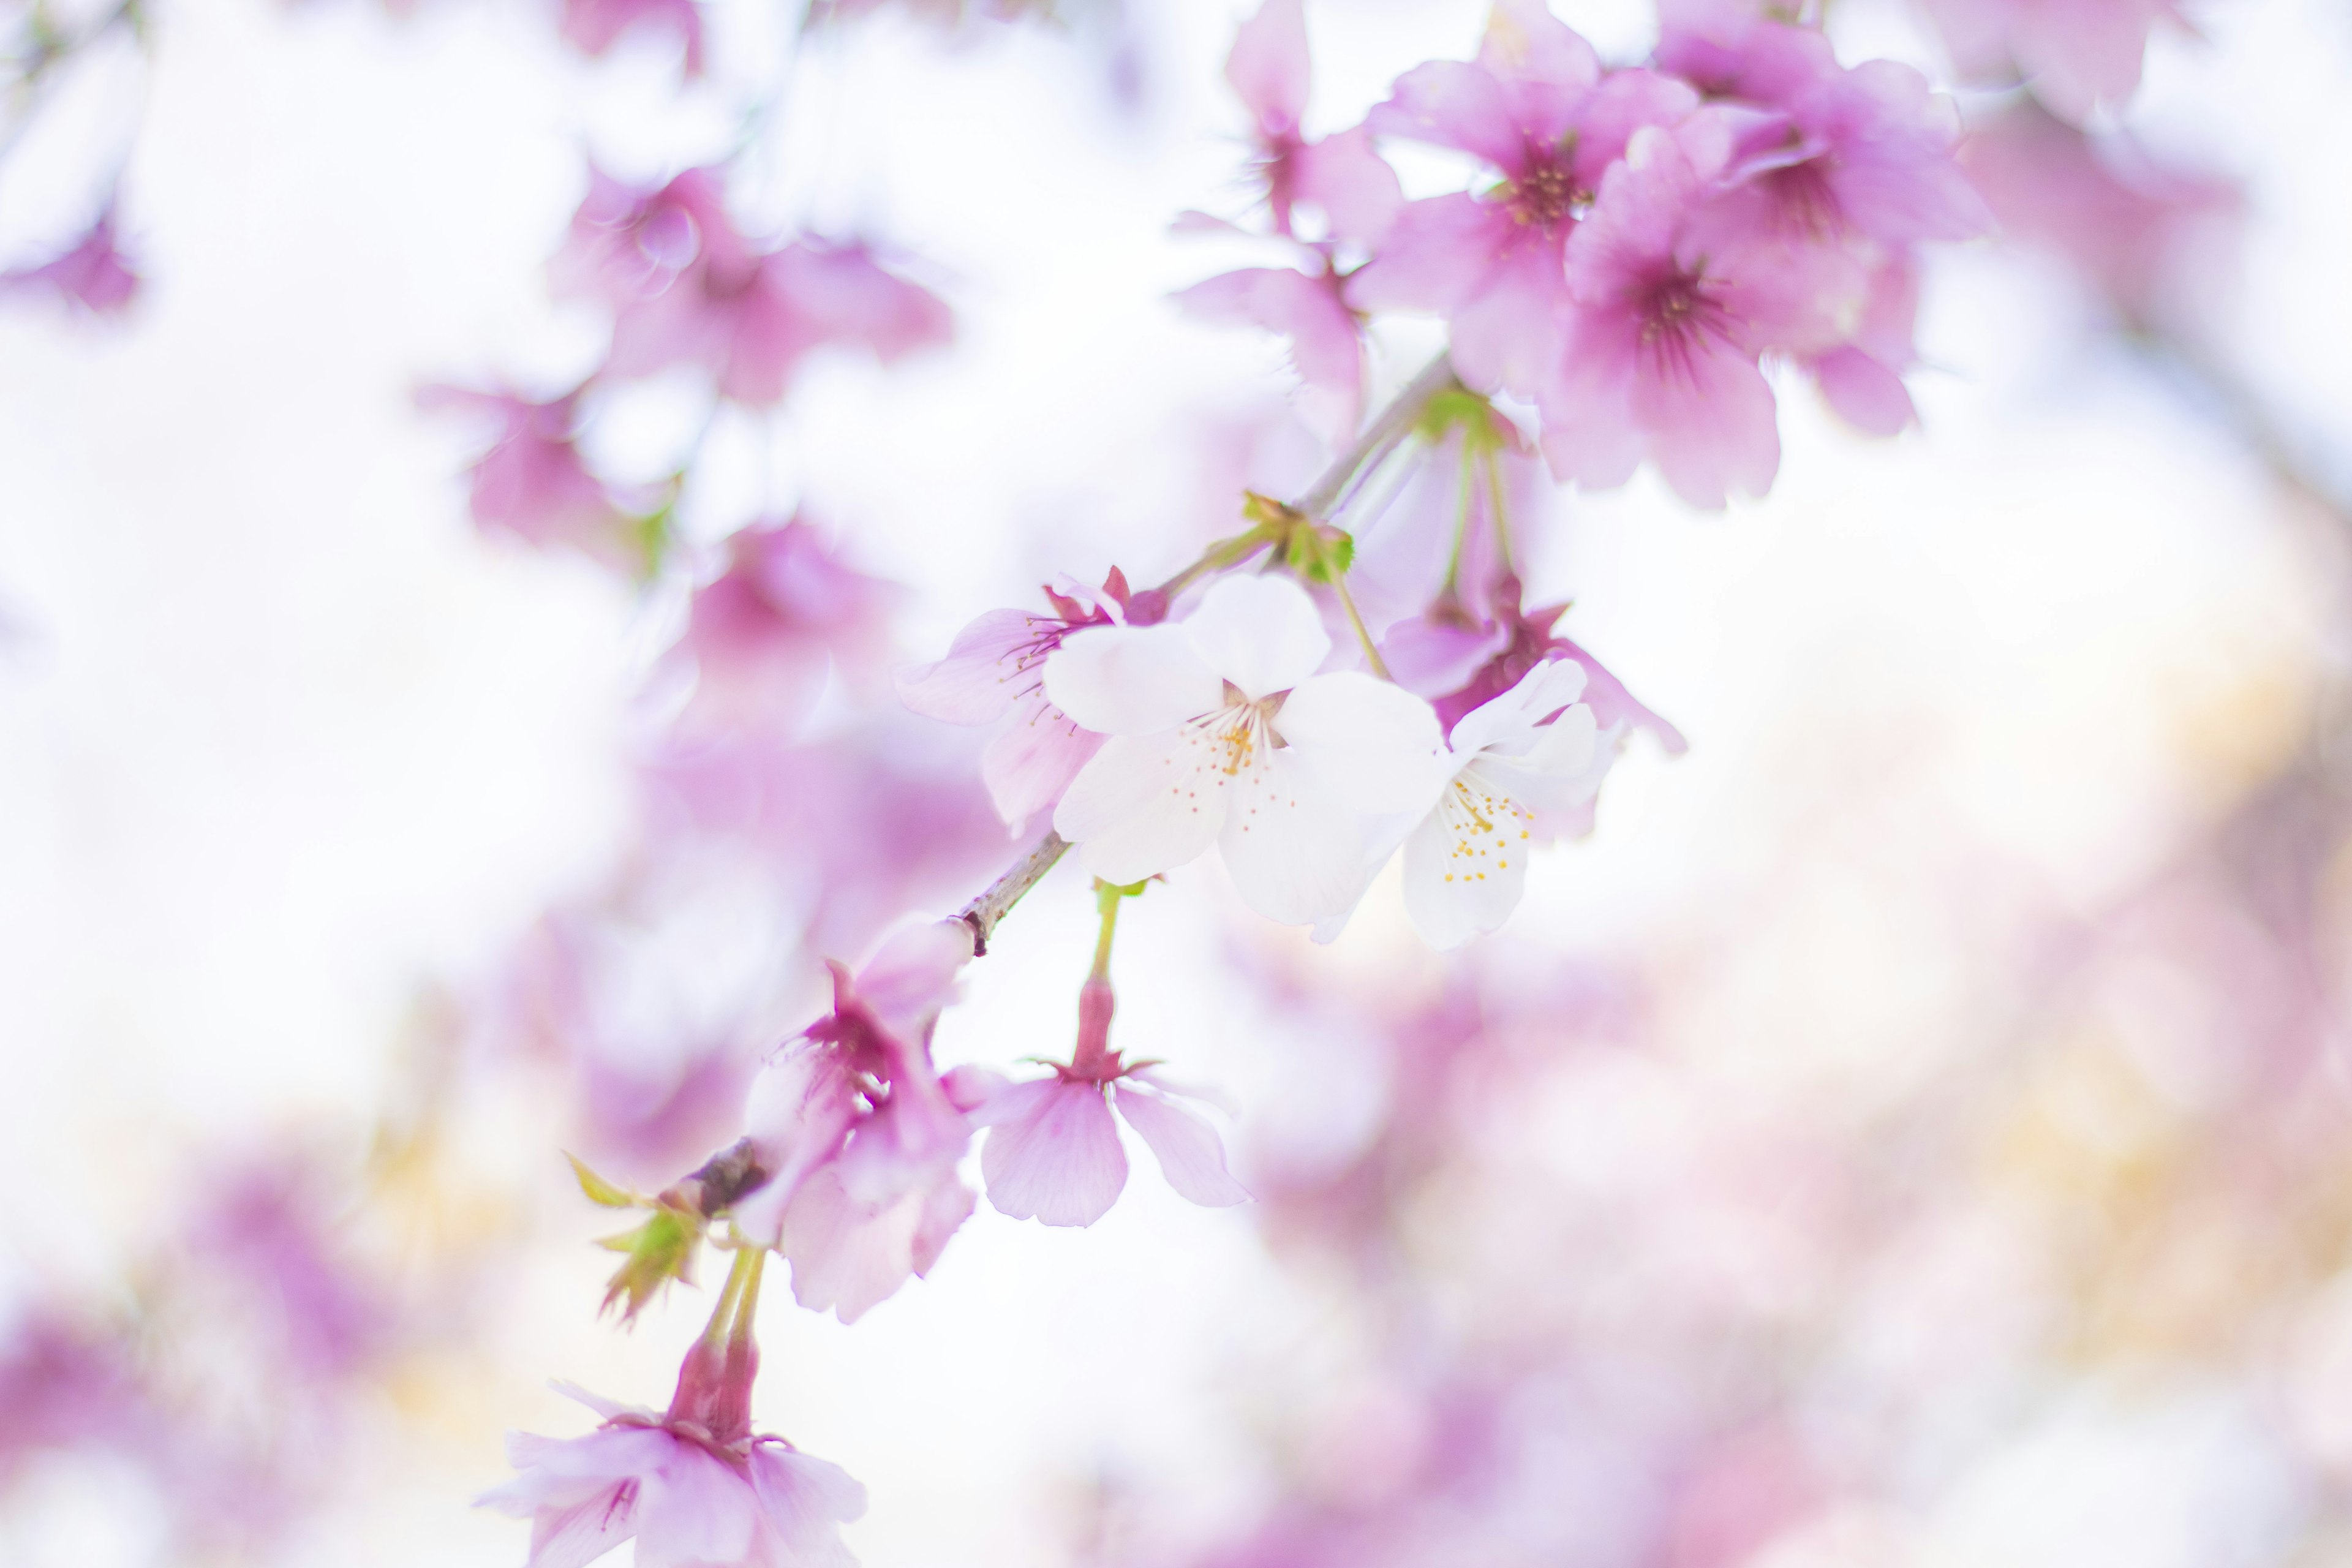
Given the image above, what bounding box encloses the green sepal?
[567,1153,638,1210]
[596,1206,703,1324]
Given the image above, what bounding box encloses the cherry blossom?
[1176,0,1401,436]
[968,976,1249,1227]
[418,386,634,561]
[1403,660,1605,949]
[1963,99,2238,329]
[896,573,1129,834]
[676,519,902,736]
[1347,0,1698,396]
[1224,0,1403,245]
[556,168,951,404]
[1043,573,1442,927]
[1537,115,1817,508]
[479,1382,864,1568]
[1916,0,2187,124]
[731,922,981,1321]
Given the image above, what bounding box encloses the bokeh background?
[7,0,2352,1563]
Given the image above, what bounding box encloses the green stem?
[701,1242,762,1348]
[1332,573,1393,680]
[1089,881,1122,982]
[1483,444,1515,578]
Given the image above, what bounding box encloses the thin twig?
[957,830,1070,956]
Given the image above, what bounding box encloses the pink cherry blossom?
[1537,116,1813,509]
[1,204,138,315]
[478,1383,864,1568]
[561,0,706,75]
[556,168,951,405]
[675,518,902,736]
[1346,1,1698,396]
[1963,99,2239,328]
[1225,0,1404,246]
[1175,260,1366,439]
[419,386,635,561]
[1423,577,1684,753]
[1044,573,1443,927]
[731,922,981,1321]
[896,573,1129,834]
[1402,658,1605,949]
[1916,0,2187,124]
[968,978,1249,1226]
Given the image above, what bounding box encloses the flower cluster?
[1188,0,1986,507]
[459,4,2116,1567]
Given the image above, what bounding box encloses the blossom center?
[1634,268,1735,380]
[1507,149,1581,230]
[1437,769,1534,884]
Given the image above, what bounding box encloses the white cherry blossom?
[1403,657,1610,949]
[1044,573,1441,926]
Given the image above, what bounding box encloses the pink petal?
[749,1445,867,1564]
[1634,339,1781,509]
[526,1481,640,1568]
[980,1079,1129,1227]
[1226,0,1310,138]
[1113,1086,1251,1207]
[1368,61,1525,170]
[635,1447,758,1568]
[1346,194,1511,317]
[979,694,1104,833]
[1812,345,1917,437]
[1291,127,1405,245]
[1443,231,1570,396]
[1477,0,1603,144]
[897,608,1043,725]
[1175,266,1362,420]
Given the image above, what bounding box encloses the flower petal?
[1183,574,1330,698]
[1401,771,1535,949]
[749,1445,867,1568]
[524,1481,640,1568]
[1043,624,1223,735]
[1275,671,1446,815]
[1226,0,1310,138]
[1052,728,1231,884]
[1368,59,1525,169]
[1219,746,1380,926]
[896,608,1044,725]
[635,1447,758,1568]
[981,1079,1129,1227]
[980,693,1103,833]
[1446,657,1588,756]
[1113,1085,1251,1207]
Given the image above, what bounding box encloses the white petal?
[1042,624,1222,735]
[1052,728,1229,884]
[1183,574,1330,697]
[1218,745,1381,925]
[1447,657,1589,757]
[1400,771,1534,949]
[1274,670,1448,815]
[1477,703,1603,812]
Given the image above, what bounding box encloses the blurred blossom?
[556,167,951,405]
[418,385,640,562]
[1964,99,2240,329]
[1915,0,2188,124]
[1,204,138,315]
[560,0,706,74]
[673,516,904,737]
